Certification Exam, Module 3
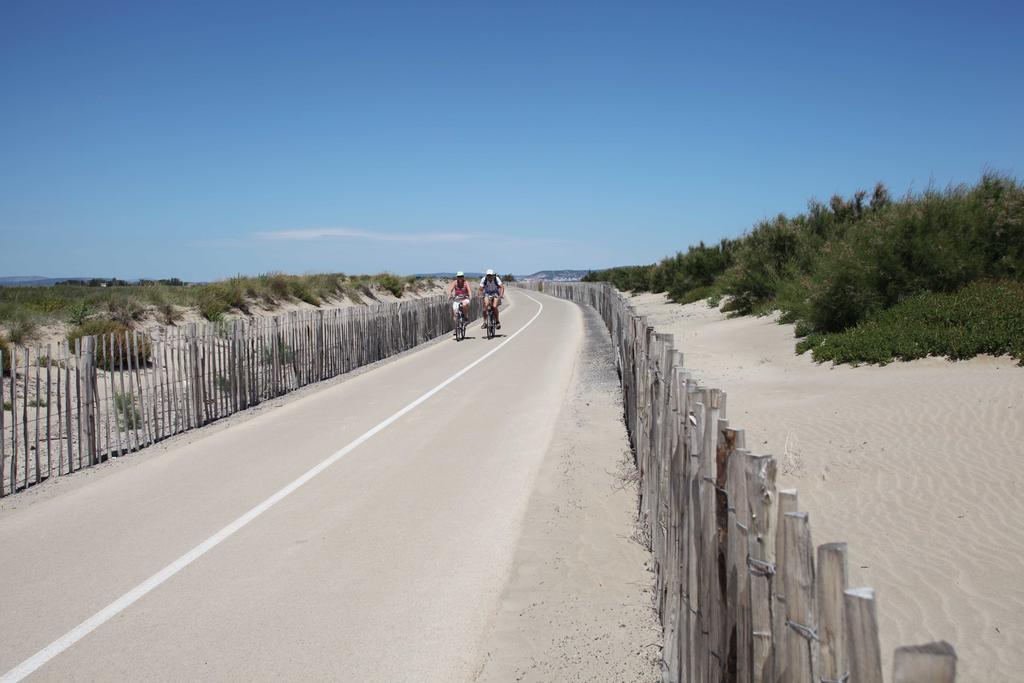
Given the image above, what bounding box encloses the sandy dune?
[628,292,1024,681]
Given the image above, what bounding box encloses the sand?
[627,291,1024,680]
[474,305,661,682]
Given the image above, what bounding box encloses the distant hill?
[416,270,591,282]
[414,272,486,280]
[0,276,93,287]
[520,269,590,282]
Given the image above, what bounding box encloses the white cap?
[486,269,495,275]
[456,271,464,277]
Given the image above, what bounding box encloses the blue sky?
[2,0,1021,281]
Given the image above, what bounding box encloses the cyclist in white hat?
[447,271,472,324]
[479,269,504,329]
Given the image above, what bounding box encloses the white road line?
[1,293,547,683]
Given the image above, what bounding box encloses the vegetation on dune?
[583,174,1024,364]
[4,312,39,346]
[67,319,152,368]
[796,280,1024,365]
[0,272,432,334]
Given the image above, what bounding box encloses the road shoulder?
[473,304,661,682]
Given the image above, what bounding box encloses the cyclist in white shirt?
[479,269,504,329]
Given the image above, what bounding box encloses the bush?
[797,280,1024,365]
[68,301,92,326]
[197,291,229,321]
[656,240,735,303]
[288,279,320,306]
[375,273,404,298]
[721,215,808,315]
[342,283,365,304]
[67,319,152,369]
[582,264,656,292]
[6,313,39,345]
[157,301,182,325]
[581,173,1024,365]
[795,175,1024,332]
[265,273,292,301]
[106,298,144,326]
[206,279,248,312]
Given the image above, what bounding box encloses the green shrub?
[208,279,248,311]
[659,240,735,303]
[793,320,814,338]
[197,291,229,321]
[265,273,292,301]
[794,176,1024,333]
[157,301,181,325]
[581,174,1024,365]
[106,298,144,326]
[671,284,719,305]
[375,273,405,298]
[582,264,655,291]
[288,279,320,306]
[721,214,810,315]
[6,313,39,345]
[68,301,92,326]
[797,280,1024,365]
[67,319,152,369]
[342,283,365,304]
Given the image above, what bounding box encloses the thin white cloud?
[257,228,478,243]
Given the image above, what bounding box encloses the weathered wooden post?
[817,543,848,683]
[82,337,97,467]
[773,489,799,681]
[844,587,883,683]
[189,324,203,427]
[780,511,816,683]
[723,428,750,683]
[22,347,30,486]
[893,641,956,683]
[0,347,5,495]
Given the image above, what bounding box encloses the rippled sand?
[629,292,1024,681]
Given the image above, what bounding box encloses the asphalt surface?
[0,290,584,682]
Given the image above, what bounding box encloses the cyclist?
[479,269,504,329]
[447,271,472,325]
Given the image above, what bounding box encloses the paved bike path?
[0,290,583,682]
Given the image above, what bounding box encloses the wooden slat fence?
[517,281,956,683]
[1,295,479,496]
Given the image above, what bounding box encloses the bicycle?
[483,299,498,339]
[451,297,468,341]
